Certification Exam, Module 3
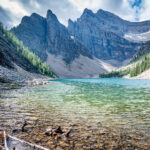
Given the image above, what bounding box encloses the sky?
[0,0,149,28]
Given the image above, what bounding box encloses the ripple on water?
[0,78,150,149]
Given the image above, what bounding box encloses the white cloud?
[0,0,29,17]
[139,0,150,21]
[68,0,137,22]
[0,0,150,28]
[0,0,29,26]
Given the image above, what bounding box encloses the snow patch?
[70,35,74,40]
[124,31,150,42]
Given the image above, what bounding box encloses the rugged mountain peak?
[68,19,75,30]
[47,9,53,15]
[80,8,94,19]
[96,9,122,22]
[96,9,106,15]
[83,8,93,14]
[21,16,29,24]
[97,9,113,16]
[12,9,150,78]
[46,9,58,23]
[31,13,41,18]
[68,19,73,24]
[21,13,44,25]
[68,8,140,61]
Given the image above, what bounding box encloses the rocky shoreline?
[1,118,148,150]
[0,64,53,91]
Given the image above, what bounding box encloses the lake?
[0,78,150,149]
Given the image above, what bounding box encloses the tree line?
[130,55,150,77]
[0,23,55,77]
[100,54,150,78]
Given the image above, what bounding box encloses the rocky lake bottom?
[0,78,150,149]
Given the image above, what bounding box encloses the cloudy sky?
[0,0,149,28]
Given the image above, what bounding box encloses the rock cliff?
[11,9,150,78]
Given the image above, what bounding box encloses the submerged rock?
[55,126,63,134]
[21,120,28,132]
[45,126,63,136]
[63,129,73,138]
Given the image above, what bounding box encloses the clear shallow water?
[0,78,150,149]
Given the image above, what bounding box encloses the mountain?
[12,10,117,78]
[100,41,150,79]
[0,23,54,84]
[12,10,92,63]
[11,9,150,78]
[11,13,47,61]
[69,9,150,41]
[68,8,150,61]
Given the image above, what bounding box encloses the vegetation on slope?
[130,54,150,77]
[100,70,130,78]
[0,23,54,77]
[100,42,150,78]
[132,41,150,63]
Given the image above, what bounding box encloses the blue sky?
[0,0,149,28]
[130,0,142,21]
[131,0,142,7]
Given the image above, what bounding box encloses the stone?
[45,126,63,136]
[21,120,28,132]
[63,129,73,138]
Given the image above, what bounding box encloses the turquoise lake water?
[0,78,150,148]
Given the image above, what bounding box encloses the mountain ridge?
[11,8,150,78]
[68,8,141,61]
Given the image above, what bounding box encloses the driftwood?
[0,131,5,150]
[4,131,8,150]
[2,131,49,150]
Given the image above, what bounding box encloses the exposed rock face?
[95,9,150,35]
[68,8,146,61]
[12,13,47,61]
[46,10,92,63]
[11,9,150,78]
[12,10,92,64]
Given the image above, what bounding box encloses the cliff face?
[11,9,150,78]
[46,10,92,63]
[12,13,47,61]
[95,9,150,35]
[12,10,92,64]
[68,9,148,61]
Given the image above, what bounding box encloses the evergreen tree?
[0,23,55,77]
